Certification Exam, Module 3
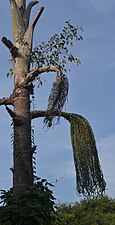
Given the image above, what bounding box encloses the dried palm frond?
[44,73,69,127]
[67,113,106,197]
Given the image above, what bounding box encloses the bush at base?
[0,178,56,225]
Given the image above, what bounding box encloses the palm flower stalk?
[68,114,106,197]
[44,72,69,127]
[35,108,106,197]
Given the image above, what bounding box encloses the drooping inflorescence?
[69,114,106,197]
[44,73,69,127]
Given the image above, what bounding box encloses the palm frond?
[44,73,69,127]
[68,114,106,197]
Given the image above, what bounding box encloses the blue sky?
[0,0,115,203]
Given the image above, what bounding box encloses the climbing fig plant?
[0,0,106,199]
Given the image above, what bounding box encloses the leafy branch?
[30,20,83,72]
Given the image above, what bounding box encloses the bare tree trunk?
[13,62,32,194]
[7,0,44,195]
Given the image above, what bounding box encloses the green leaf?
[62,59,66,64]
[76,58,81,64]
[70,42,73,47]
[9,69,13,77]
[68,56,73,62]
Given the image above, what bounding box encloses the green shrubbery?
[0,178,56,225]
[1,181,115,225]
[54,196,115,225]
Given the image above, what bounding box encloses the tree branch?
[31,109,71,121]
[5,106,28,125]
[23,6,44,57]
[2,37,18,58]
[14,66,60,101]
[13,65,61,95]
[6,106,16,118]
[0,96,14,106]
[9,0,25,44]
[24,0,39,28]
[25,65,61,84]
[30,6,45,30]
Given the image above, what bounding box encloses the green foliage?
[0,178,56,225]
[31,20,83,72]
[37,21,83,127]
[7,20,82,78]
[67,114,106,197]
[54,196,115,225]
[6,20,82,77]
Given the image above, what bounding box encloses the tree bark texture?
[13,86,32,194]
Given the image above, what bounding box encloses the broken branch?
[0,96,14,106]
[6,106,28,125]
[6,106,16,118]
[2,37,18,58]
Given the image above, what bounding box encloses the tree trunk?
[6,0,44,196]
[9,0,33,195]
[13,62,33,194]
